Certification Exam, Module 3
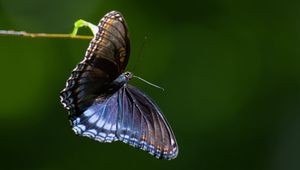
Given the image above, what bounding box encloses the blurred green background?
[0,0,300,169]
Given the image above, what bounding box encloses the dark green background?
[0,0,299,169]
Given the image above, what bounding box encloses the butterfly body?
[60,11,178,160]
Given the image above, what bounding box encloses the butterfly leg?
[70,19,99,37]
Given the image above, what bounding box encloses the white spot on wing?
[72,127,81,134]
[171,139,175,145]
[83,109,94,117]
[73,118,81,125]
[96,118,105,128]
[103,122,111,130]
[111,124,116,131]
[99,132,106,138]
[77,124,86,131]
[89,114,99,123]
[88,129,97,134]
[82,129,97,138]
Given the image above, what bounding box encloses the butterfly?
[60,11,178,160]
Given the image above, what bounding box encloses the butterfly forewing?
[60,11,130,116]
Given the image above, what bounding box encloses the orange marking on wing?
[157,146,162,151]
[119,47,126,63]
[141,135,147,141]
[97,19,114,50]
[104,18,114,30]
[120,56,125,63]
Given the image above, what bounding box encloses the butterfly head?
[112,71,133,86]
[124,71,133,80]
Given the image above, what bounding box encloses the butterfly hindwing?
[117,85,178,160]
[72,92,119,142]
[71,84,178,159]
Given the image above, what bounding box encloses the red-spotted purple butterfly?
[60,11,178,160]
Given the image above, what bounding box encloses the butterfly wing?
[117,85,178,160]
[72,91,119,142]
[60,11,130,117]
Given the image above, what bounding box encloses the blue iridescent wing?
[117,85,178,160]
[72,92,119,142]
[72,84,178,159]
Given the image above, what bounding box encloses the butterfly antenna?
[133,75,165,91]
[132,36,148,72]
